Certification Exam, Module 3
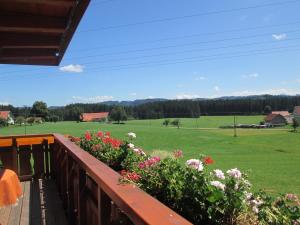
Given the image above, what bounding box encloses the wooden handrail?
[53,133,192,225]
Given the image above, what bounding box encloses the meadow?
[0,115,299,195]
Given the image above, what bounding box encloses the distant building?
[272,111,293,124]
[264,113,287,126]
[80,112,109,122]
[293,106,300,123]
[0,111,14,125]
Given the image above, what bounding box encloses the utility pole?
[234,115,237,137]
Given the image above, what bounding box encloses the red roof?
[0,111,10,120]
[264,113,285,122]
[294,106,300,115]
[81,112,109,122]
[272,111,290,117]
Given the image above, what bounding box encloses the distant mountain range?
[101,98,168,106]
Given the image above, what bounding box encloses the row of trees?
[1,95,300,122]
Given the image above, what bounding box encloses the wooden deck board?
[0,180,68,225]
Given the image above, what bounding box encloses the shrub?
[26,117,35,126]
[15,116,25,126]
[171,119,181,128]
[70,131,300,225]
[162,119,170,127]
[0,117,8,127]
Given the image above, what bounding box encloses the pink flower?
[139,156,160,169]
[105,131,111,137]
[186,159,203,171]
[173,150,183,158]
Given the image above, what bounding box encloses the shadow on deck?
[0,179,68,225]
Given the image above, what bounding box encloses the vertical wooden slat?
[32,143,45,179]
[44,140,50,178]
[98,188,112,225]
[18,145,32,180]
[12,138,18,174]
[78,167,86,225]
[0,147,14,170]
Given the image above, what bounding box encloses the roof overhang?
[0,0,90,66]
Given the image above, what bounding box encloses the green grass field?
[1,116,299,195]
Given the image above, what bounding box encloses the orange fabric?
[0,169,22,207]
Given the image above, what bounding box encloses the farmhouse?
[0,111,14,125]
[294,106,300,123]
[80,112,109,122]
[264,113,287,126]
[272,111,293,123]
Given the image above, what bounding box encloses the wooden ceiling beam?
[0,14,66,34]
[0,57,58,66]
[0,0,75,7]
[0,33,61,49]
[0,48,58,58]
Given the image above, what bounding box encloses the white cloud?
[195,76,206,81]
[231,88,300,96]
[72,95,113,103]
[0,101,10,105]
[242,73,259,79]
[147,96,155,99]
[129,92,137,96]
[176,94,200,99]
[214,86,220,92]
[272,33,287,41]
[60,64,84,73]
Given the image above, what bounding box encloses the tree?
[31,101,48,119]
[49,115,59,122]
[171,119,181,129]
[292,118,299,132]
[264,105,272,114]
[26,117,35,126]
[0,117,7,127]
[162,119,170,127]
[109,106,127,123]
[15,116,25,126]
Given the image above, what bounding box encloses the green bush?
[0,117,8,127]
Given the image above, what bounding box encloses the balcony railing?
[0,134,192,225]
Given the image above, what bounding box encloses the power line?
[78,0,300,32]
[1,22,300,76]
[73,20,300,51]
[0,44,298,84]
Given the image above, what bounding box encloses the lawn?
[1,116,299,195]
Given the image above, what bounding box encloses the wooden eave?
[0,0,90,66]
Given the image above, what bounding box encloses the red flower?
[203,156,214,165]
[85,131,92,141]
[97,131,104,138]
[173,150,183,158]
[125,172,141,182]
[105,131,111,137]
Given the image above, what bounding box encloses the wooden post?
[12,138,18,175]
[78,167,86,225]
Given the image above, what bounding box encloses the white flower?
[210,181,226,191]
[133,148,140,153]
[227,168,242,179]
[214,169,225,180]
[186,159,204,171]
[246,192,253,200]
[132,148,146,156]
[128,132,136,139]
[251,199,263,206]
[252,206,259,214]
[128,143,135,149]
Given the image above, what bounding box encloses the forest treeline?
[1,95,300,121]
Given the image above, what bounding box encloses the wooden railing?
[0,134,192,225]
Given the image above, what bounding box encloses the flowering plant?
[69,131,300,225]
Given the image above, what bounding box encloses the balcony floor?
[0,179,68,225]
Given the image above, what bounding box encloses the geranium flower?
[186,159,204,171]
[227,168,242,179]
[210,180,226,191]
[203,156,214,165]
[173,150,183,158]
[97,131,104,138]
[85,131,92,141]
[123,171,141,182]
[139,156,160,168]
[213,169,225,180]
[132,148,146,156]
[105,131,111,137]
[128,132,136,139]
[128,143,135,149]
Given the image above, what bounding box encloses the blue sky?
[1,0,300,106]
